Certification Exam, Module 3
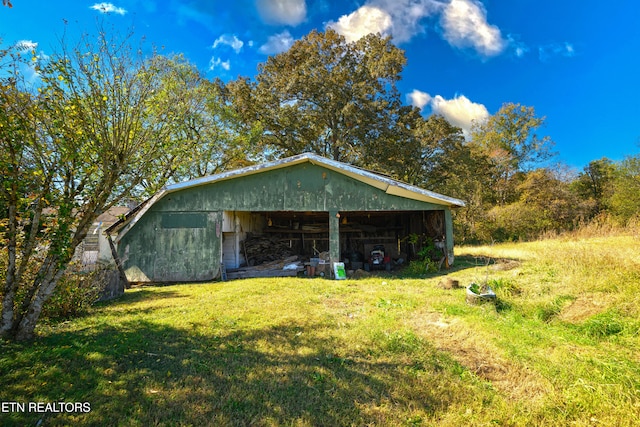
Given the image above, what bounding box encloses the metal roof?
[108,152,465,242]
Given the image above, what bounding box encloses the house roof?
[96,206,131,226]
[107,152,465,241]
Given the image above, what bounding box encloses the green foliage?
[1,29,216,340]
[229,29,407,165]
[471,103,555,191]
[609,155,640,222]
[579,309,626,338]
[404,236,440,275]
[475,168,592,241]
[154,70,261,183]
[460,103,556,241]
[40,266,108,321]
[571,157,615,216]
[487,278,521,296]
[405,259,439,275]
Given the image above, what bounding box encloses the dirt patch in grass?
[406,311,552,403]
[490,259,521,271]
[558,294,614,323]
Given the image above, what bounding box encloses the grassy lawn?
[1,234,639,426]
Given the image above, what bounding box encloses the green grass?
[1,233,639,426]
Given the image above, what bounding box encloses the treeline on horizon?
[2,27,639,245]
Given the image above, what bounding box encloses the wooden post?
[329,210,340,276]
[107,234,130,289]
[444,208,454,266]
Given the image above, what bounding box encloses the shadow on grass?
[0,319,459,426]
[96,288,188,307]
[352,255,521,281]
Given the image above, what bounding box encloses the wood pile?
[225,256,304,280]
[242,233,296,266]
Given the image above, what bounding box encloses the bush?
[41,264,109,320]
[405,258,438,275]
[403,237,440,275]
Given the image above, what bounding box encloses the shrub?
[403,237,441,275]
[405,258,438,275]
[41,264,109,320]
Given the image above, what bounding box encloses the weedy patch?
[578,309,627,338]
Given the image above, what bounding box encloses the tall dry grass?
[453,225,640,426]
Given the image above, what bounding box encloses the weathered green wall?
[118,210,222,282]
[118,163,453,282]
[156,163,445,212]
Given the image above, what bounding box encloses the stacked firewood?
[242,233,296,266]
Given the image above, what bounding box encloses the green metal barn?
[107,153,465,283]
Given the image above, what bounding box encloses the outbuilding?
[107,152,465,282]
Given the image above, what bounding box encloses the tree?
[484,168,587,240]
[471,103,555,205]
[609,155,640,222]
[571,157,615,216]
[0,31,201,340]
[230,29,406,164]
[160,75,262,182]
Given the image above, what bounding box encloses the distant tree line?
[1,28,639,339]
[225,29,640,242]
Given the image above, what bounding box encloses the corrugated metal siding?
[120,210,222,282]
[155,163,445,213]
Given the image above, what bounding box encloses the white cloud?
[371,0,443,43]
[538,42,576,62]
[259,30,295,55]
[425,93,489,138]
[256,0,306,26]
[213,34,244,54]
[325,0,510,58]
[327,0,442,44]
[90,2,127,15]
[209,57,231,71]
[327,5,393,43]
[15,40,38,51]
[503,34,529,58]
[440,0,505,57]
[407,89,432,111]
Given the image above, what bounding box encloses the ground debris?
[438,277,461,289]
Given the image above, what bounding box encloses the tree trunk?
[0,288,17,338]
[13,265,66,341]
[0,202,18,338]
[8,217,92,341]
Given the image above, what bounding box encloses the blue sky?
[1,0,639,170]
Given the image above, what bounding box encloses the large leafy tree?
[230,29,406,164]
[0,31,203,340]
[160,74,262,183]
[471,103,555,205]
